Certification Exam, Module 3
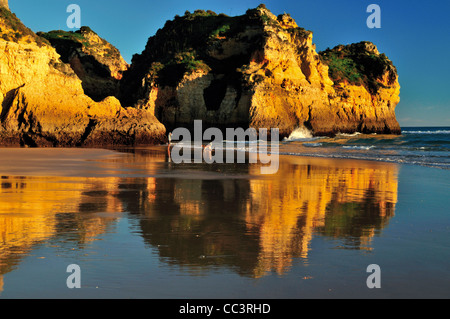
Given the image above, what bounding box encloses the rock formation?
[1,4,401,147]
[0,7,166,147]
[0,0,8,10]
[119,5,401,137]
[38,27,129,102]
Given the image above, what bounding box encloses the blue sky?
[9,0,450,127]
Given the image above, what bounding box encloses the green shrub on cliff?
[319,42,397,94]
[133,10,251,87]
[322,53,363,85]
[183,9,218,20]
[149,51,210,87]
[38,29,90,47]
[210,24,231,38]
[286,27,312,40]
[172,51,210,73]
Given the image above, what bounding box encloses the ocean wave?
[276,150,450,170]
[342,145,375,150]
[303,143,323,147]
[172,129,449,170]
[336,132,361,137]
[284,127,314,141]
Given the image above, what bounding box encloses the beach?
[0,146,448,298]
[1,0,449,303]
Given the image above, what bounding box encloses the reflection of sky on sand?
[0,147,399,294]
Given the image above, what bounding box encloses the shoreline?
[2,125,447,171]
[0,144,446,179]
[0,143,448,298]
[278,151,450,170]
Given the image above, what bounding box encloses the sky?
[8,0,450,127]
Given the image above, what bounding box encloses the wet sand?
[0,146,449,298]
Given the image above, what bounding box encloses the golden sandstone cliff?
[0,0,7,10]
[37,27,129,102]
[0,5,166,147]
[120,5,401,137]
[1,4,401,147]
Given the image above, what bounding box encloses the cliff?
[0,7,166,147]
[0,0,7,10]
[1,4,401,147]
[38,27,129,101]
[119,5,401,137]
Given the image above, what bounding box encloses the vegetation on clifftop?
[37,27,122,61]
[319,42,397,94]
[37,26,128,101]
[0,7,49,46]
[122,4,305,102]
[121,8,264,96]
[37,28,91,48]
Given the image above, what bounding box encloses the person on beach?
[167,132,173,159]
[204,143,212,152]
[203,142,213,161]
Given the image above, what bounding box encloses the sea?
[278,126,450,170]
[204,126,450,170]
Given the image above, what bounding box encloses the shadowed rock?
[38,27,129,102]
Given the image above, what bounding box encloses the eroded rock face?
[0,0,7,10]
[1,4,400,148]
[0,8,166,147]
[120,5,401,137]
[38,27,129,102]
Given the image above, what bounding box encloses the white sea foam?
[303,143,323,147]
[337,132,361,137]
[342,145,375,150]
[284,127,314,141]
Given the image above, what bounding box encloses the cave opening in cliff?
[203,79,228,111]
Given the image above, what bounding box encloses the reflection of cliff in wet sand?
[246,156,398,277]
[0,148,399,289]
[134,154,398,278]
[0,147,170,293]
[0,175,124,293]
